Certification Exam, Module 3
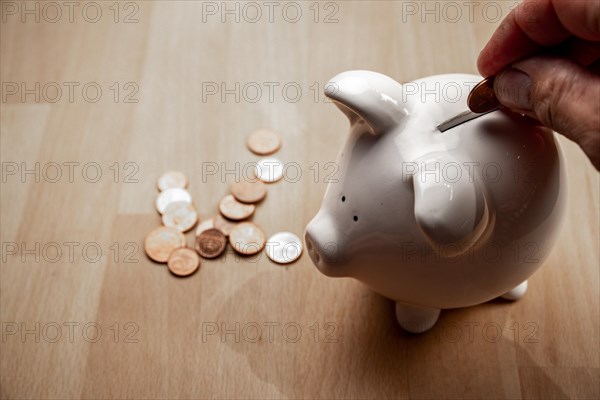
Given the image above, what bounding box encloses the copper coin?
[247,129,281,155]
[255,158,284,183]
[467,77,500,113]
[266,232,303,264]
[144,226,186,263]
[167,247,200,276]
[195,218,215,237]
[195,229,227,258]
[156,188,192,214]
[157,171,188,191]
[219,194,255,220]
[229,222,266,255]
[213,214,238,236]
[230,180,267,203]
[162,201,198,232]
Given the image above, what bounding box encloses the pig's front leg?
[395,302,441,333]
[500,280,528,301]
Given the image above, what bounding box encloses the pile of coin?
[145,171,200,276]
[144,129,303,277]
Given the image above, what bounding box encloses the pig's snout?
[305,212,346,276]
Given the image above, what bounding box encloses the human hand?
[477,0,600,169]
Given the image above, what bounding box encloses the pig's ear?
[325,70,408,135]
[410,157,493,257]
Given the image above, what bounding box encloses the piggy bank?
[305,71,566,333]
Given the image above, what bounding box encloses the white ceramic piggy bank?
[305,71,567,333]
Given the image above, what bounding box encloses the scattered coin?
[231,180,267,204]
[266,232,303,264]
[229,222,266,255]
[150,131,287,270]
[157,171,188,191]
[213,214,238,236]
[219,194,255,220]
[144,226,186,263]
[247,129,281,155]
[195,218,215,237]
[255,158,284,183]
[196,229,227,258]
[162,201,198,232]
[467,76,500,114]
[156,188,192,214]
[167,247,200,276]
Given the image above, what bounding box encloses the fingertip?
[477,44,507,77]
[476,5,547,78]
[476,50,486,76]
[476,48,495,77]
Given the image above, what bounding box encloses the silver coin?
[156,188,192,214]
[157,171,188,191]
[162,201,198,232]
[255,158,284,183]
[266,232,303,264]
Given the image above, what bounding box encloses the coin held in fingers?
[162,201,198,232]
[255,158,284,183]
[156,188,192,214]
[167,247,200,276]
[468,76,501,113]
[157,171,188,191]
[219,194,255,220]
[266,232,303,264]
[144,226,186,263]
[247,129,281,155]
[229,222,266,255]
[231,180,267,204]
[196,228,227,258]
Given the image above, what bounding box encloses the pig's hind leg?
[500,280,528,301]
[395,302,441,333]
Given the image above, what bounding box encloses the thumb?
[494,56,600,170]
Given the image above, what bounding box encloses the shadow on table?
[213,271,568,399]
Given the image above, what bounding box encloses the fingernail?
[494,68,532,112]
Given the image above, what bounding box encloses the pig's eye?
[353,215,358,222]
[341,196,346,202]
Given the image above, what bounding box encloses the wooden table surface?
[1,1,598,399]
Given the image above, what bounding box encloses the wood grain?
[1,1,598,398]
